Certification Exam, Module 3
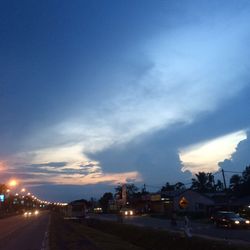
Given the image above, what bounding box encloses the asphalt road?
[0,211,50,250]
[89,214,250,245]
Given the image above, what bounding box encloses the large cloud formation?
[219,131,250,172]
[1,1,250,200]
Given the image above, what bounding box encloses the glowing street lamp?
[9,179,18,187]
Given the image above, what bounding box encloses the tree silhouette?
[214,180,224,191]
[161,182,185,192]
[191,172,215,192]
[115,184,139,200]
[99,192,113,213]
[0,184,8,194]
[229,174,242,192]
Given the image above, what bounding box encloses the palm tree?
[215,180,224,191]
[242,165,250,183]
[229,174,242,191]
[191,172,214,193]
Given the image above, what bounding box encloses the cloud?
[3,2,250,196]
[5,145,141,187]
[180,130,247,173]
[19,171,141,187]
[25,6,250,159]
[30,162,68,168]
[219,131,250,171]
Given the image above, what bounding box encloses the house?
[173,190,214,215]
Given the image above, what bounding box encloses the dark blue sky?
[1,0,250,202]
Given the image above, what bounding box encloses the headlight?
[125,211,128,215]
[246,220,250,224]
[24,212,28,216]
[234,220,240,224]
[34,210,39,215]
[28,212,32,216]
[130,211,133,215]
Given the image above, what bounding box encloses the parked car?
[211,211,250,228]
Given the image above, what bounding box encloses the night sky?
[1,0,250,201]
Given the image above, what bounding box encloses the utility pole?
[221,169,227,190]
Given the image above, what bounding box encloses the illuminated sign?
[179,197,188,209]
[0,194,4,202]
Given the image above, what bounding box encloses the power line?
[223,170,243,174]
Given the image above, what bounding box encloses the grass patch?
[86,218,250,250]
[49,213,143,250]
[50,213,250,250]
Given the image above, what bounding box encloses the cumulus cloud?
[219,131,250,171]
[180,130,247,173]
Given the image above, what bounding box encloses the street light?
[8,179,18,187]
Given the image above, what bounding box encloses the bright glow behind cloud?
[180,130,247,173]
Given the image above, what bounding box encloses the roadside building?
[149,193,174,215]
[65,199,87,218]
[174,190,214,215]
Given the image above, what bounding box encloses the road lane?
[0,211,50,250]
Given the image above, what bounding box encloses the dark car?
[212,211,250,228]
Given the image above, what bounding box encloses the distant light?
[0,195,4,202]
[9,180,17,187]
[21,188,26,192]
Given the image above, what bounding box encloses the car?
[93,207,103,214]
[24,209,39,217]
[24,211,32,217]
[212,211,250,228]
[120,207,134,216]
